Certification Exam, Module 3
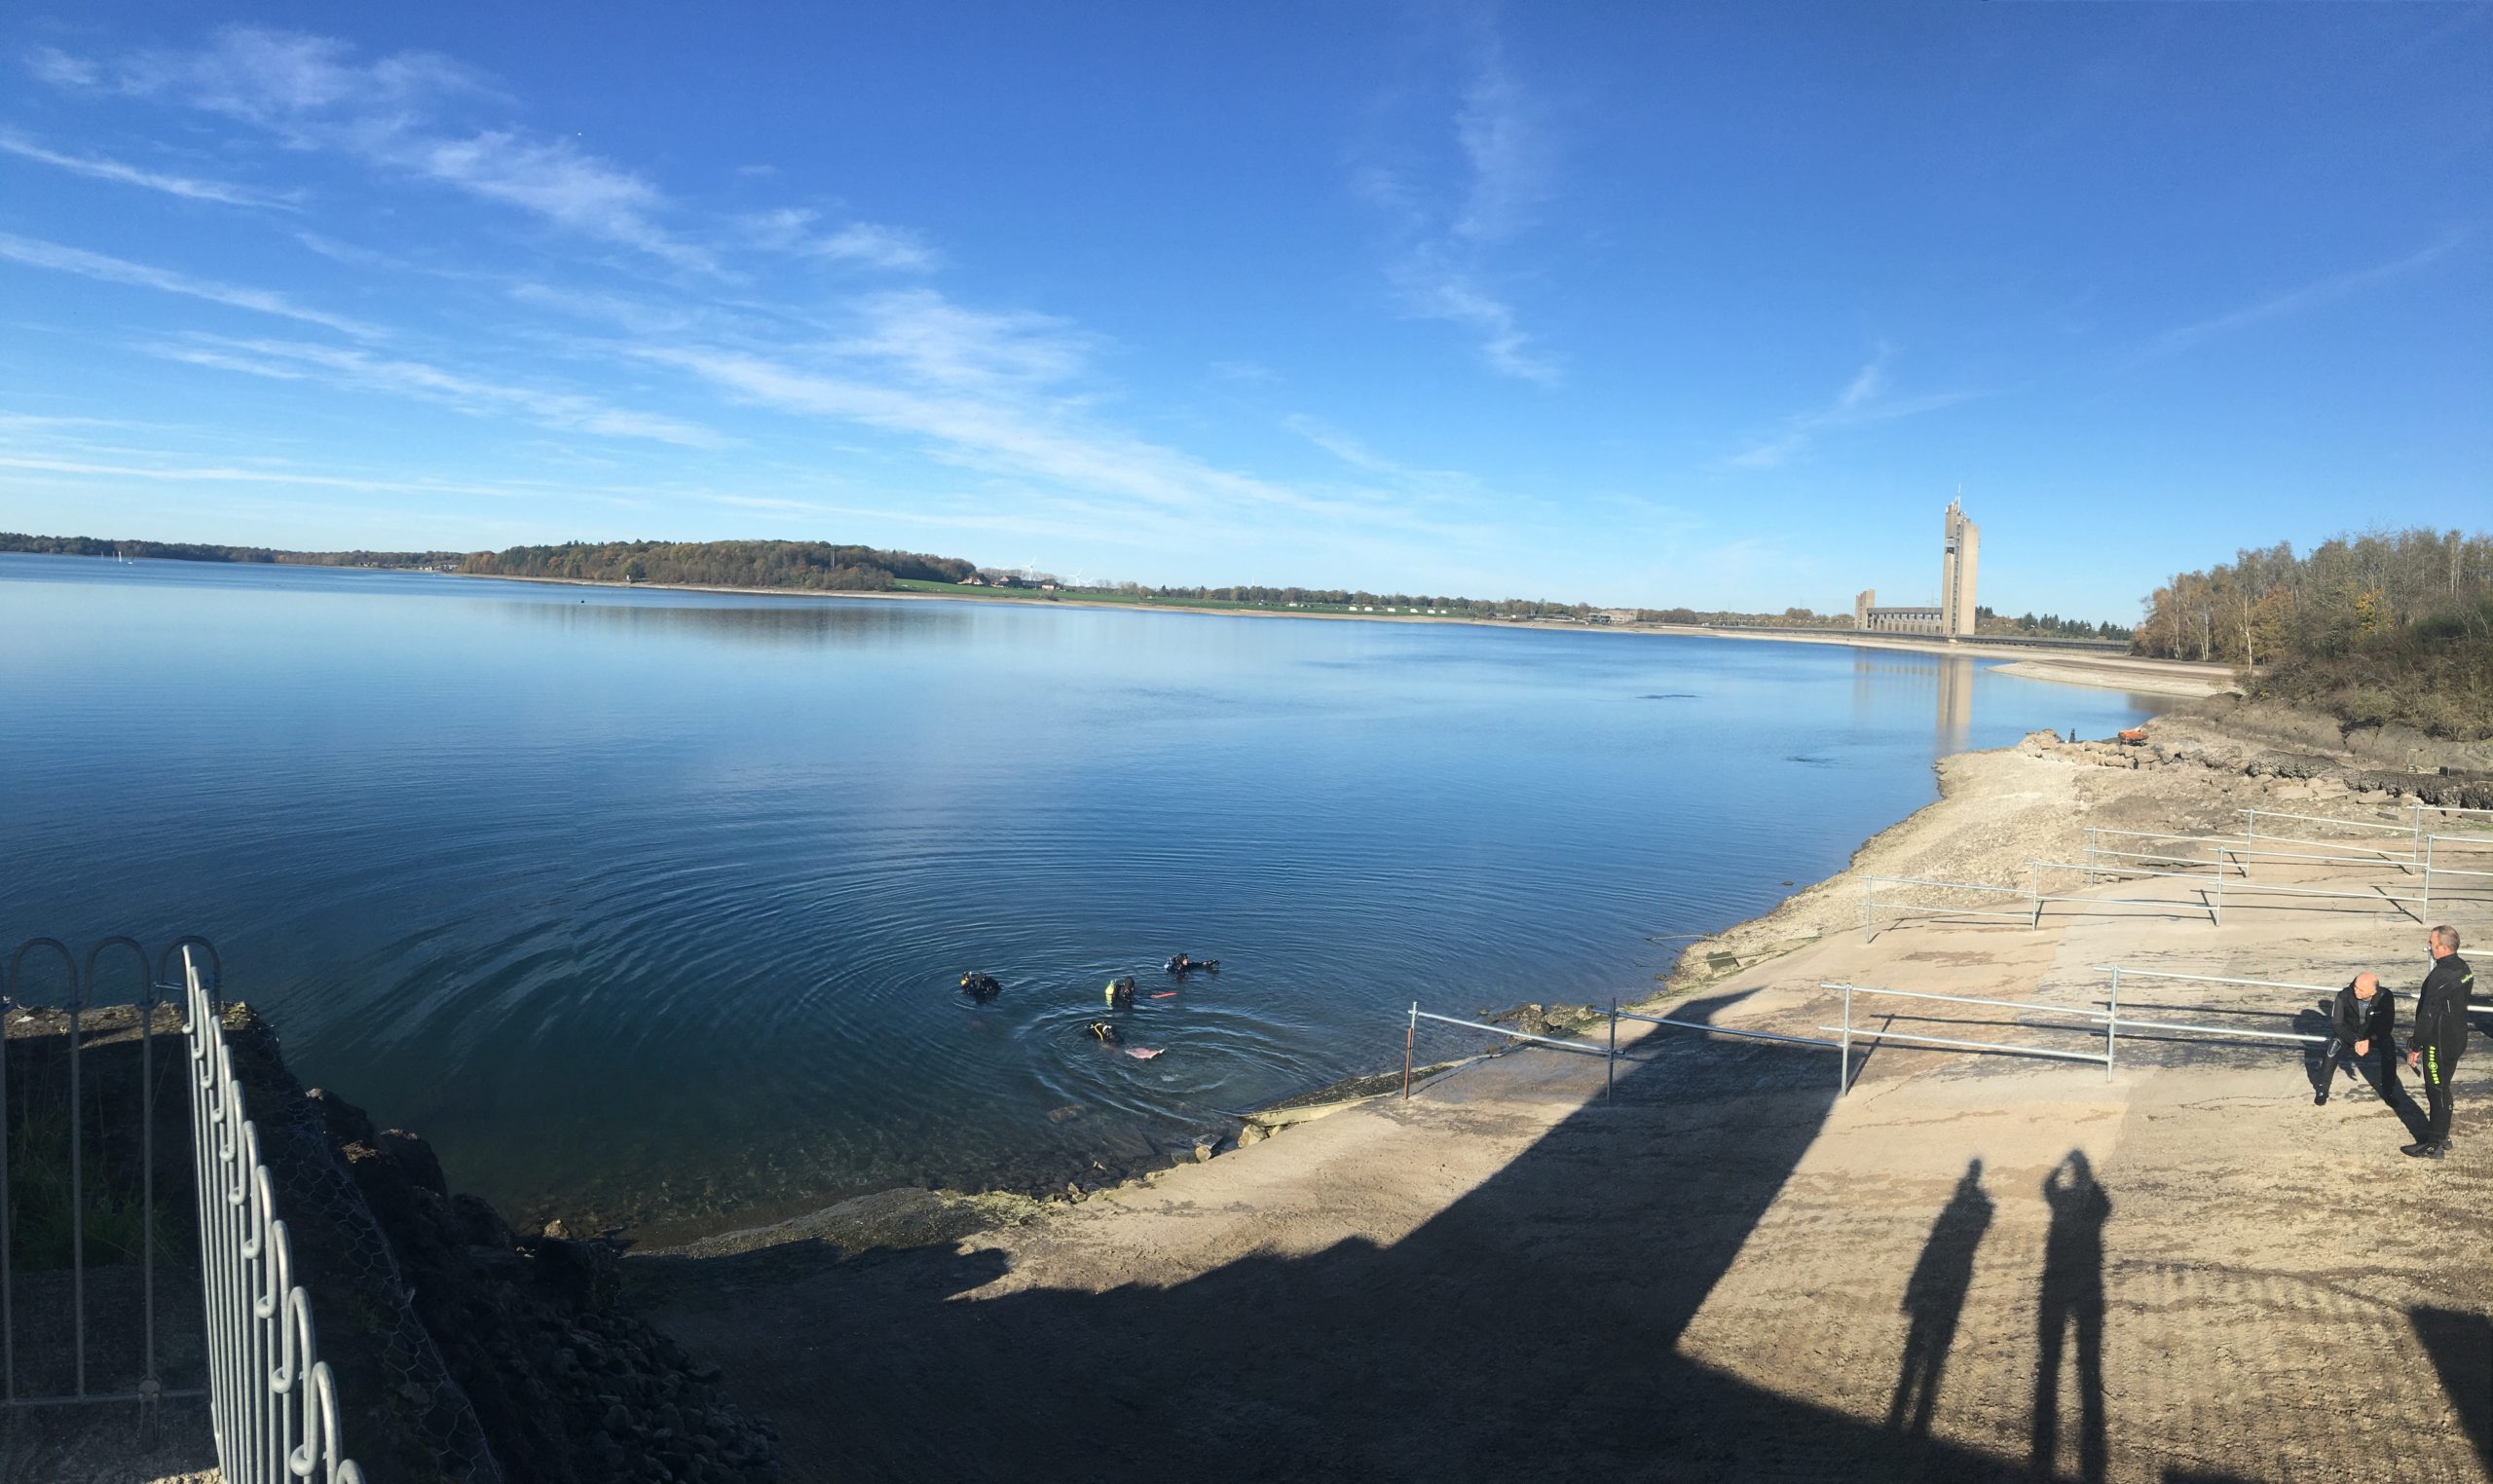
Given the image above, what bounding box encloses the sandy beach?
[634,706,2490,1482]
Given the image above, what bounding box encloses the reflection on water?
[491,587,979,648]
[0,555,2161,1232]
[1851,651,1976,754]
[1938,655,1972,753]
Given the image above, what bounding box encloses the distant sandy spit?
[451,570,2233,695]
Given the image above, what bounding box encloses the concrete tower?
[1940,499,1980,638]
[1934,499,1974,638]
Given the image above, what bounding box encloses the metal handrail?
[2087,965,2340,993]
[1812,1024,2111,1063]
[180,948,366,1484]
[2075,1011,2322,1046]
[1859,874,2028,895]
[1406,1007,1607,1056]
[1612,1011,1840,1049]
[2243,807,2413,836]
[1819,982,2103,1019]
[1403,956,2411,1111]
[2086,832,2416,872]
[1400,1000,1842,1103]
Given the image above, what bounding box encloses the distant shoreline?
[449,569,2229,697]
[4,550,2216,697]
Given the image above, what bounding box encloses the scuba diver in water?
[958,971,1002,1001]
[1105,975,1137,1009]
[1163,953,1220,975]
[1088,1020,1123,1046]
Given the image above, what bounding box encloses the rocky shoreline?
[214,1008,781,1483]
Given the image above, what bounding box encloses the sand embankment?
[638,710,2491,1481]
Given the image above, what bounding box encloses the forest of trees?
[0,532,462,567]
[2132,527,2492,739]
[1974,606,2134,642]
[459,539,980,590]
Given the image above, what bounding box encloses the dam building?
[1852,498,1982,638]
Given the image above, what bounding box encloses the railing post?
[2104,967,2119,1082]
[1607,1000,1617,1103]
[1403,1002,1415,1099]
[2422,834,2433,920]
[140,975,159,1397]
[1840,983,1853,1095]
[68,984,86,1398]
[2214,865,2224,927]
[0,954,11,1406]
[2030,863,2043,928]
[2086,827,2097,886]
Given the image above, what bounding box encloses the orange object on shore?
[2117,727,2149,744]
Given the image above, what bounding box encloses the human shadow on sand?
[1889,1157,1994,1438]
[2409,1306,2492,1472]
[639,989,2093,1482]
[2030,1150,2110,1484]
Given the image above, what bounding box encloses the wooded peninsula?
[2132,526,2491,740]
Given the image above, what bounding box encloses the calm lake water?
[0,554,2158,1233]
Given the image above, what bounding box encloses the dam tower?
[1939,497,1980,637]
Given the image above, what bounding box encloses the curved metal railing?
[180,946,365,1484]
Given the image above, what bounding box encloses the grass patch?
[6,1109,187,1270]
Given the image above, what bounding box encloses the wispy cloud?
[621,295,1473,541]
[37,26,714,272]
[34,26,953,279]
[1449,45,1548,247]
[0,232,384,339]
[23,46,100,89]
[830,288,1094,391]
[1284,413,1477,496]
[113,26,488,123]
[147,334,731,448]
[738,209,939,271]
[2146,233,2467,358]
[645,342,1283,516]
[0,130,297,208]
[0,452,538,501]
[419,130,710,270]
[1389,254,1554,385]
[1354,17,1559,385]
[1725,346,1979,470]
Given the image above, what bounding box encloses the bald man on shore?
[2314,971,2396,1106]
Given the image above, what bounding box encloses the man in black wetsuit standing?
[2403,925,2474,1159]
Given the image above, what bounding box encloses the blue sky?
[0,5,2484,619]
